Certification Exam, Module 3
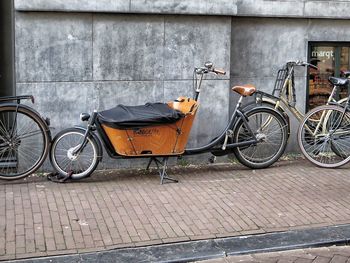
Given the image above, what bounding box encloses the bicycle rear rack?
[0,95,34,104]
[272,68,288,97]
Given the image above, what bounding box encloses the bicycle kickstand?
[147,157,178,184]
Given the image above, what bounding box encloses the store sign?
[311,50,334,59]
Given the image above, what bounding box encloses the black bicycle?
[49,62,289,184]
[0,96,51,180]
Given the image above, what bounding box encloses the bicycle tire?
[233,107,288,169]
[298,105,350,168]
[50,128,100,180]
[0,105,50,180]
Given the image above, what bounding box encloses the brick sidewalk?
[1,160,350,260]
[199,246,350,263]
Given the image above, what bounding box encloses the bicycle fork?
[72,110,98,156]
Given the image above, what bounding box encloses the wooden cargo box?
[101,97,198,156]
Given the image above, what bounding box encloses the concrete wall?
[14,0,238,16]
[230,17,350,150]
[15,12,231,168]
[13,0,350,168]
[15,0,350,19]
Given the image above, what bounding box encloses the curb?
[7,224,350,263]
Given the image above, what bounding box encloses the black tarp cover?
[98,102,185,128]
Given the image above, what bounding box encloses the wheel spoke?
[298,106,350,168]
[51,130,98,178]
[0,107,47,179]
[235,110,287,168]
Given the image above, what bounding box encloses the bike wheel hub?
[67,145,81,161]
[256,133,266,141]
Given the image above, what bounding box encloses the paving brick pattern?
[199,246,350,263]
[1,160,350,260]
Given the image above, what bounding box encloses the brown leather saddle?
[232,84,256,97]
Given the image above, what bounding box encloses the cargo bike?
[49,62,288,184]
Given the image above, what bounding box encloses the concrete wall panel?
[304,1,350,19]
[16,82,97,133]
[96,81,164,111]
[231,18,308,79]
[15,12,93,82]
[15,0,350,19]
[163,80,193,102]
[308,19,350,42]
[237,0,304,17]
[130,0,237,16]
[93,15,164,81]
[164,16,231,80]
[15,0,238,16]
[15,0,130,13]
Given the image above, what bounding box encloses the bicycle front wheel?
[0,105,50,180]
[233,107,288,169]
[50,128,100,180]
[298,105,350,168]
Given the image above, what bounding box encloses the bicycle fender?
[0,102,49,125]
[0,102,52,141]
[235,106,289,133]
[73,125,103,161]
[242,98,285,115]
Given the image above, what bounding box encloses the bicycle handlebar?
[213,68,226,75]
[287,60,318,70]
[195,62,226,75]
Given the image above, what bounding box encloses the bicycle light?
[80,113,90,122]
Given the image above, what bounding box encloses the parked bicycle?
[49,62,288,184]
[0,96,51,180]
[298,77,350,168]
[242,61,348,132]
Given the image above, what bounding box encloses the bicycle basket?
[272,67,288,97]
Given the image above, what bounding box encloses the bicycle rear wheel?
[0,105,50,180]
[233,107,288,169]
[298,105,350,168]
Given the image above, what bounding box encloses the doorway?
[0,0,15,97]
[307,42,350,110]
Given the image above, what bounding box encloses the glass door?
[308,45,335,109]
[308,43,350,110]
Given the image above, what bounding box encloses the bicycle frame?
[309,95,350,139]
[50,62,290,183]
[85,95,259,159]
[74,66,281,159]
[252,62,348,136]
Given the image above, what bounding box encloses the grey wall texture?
[13,0,350,168]
[230,17,350,150]
[15,12,231,168]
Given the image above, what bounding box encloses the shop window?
[308,43,350,110]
